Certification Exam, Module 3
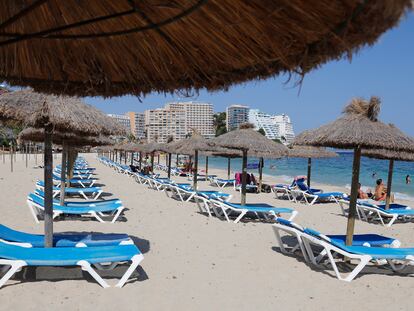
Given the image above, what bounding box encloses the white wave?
[394,192,414,202]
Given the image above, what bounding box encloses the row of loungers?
[273,218,414,282]
[98,156,298,224]
[338,199,414,227]
[272,177,345,205]
[0,157,144,289]
[99,156,414,282]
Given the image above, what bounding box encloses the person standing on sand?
[406,175,411,184]
[374,179,386,201]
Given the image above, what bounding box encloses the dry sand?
[0,152,413,311]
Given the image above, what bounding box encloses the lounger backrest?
[274,217,304,231]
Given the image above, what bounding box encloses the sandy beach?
[0,152,413,311]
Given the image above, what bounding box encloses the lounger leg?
[90,212,106,223]
[93,191,103,201]
[115,254,144,288]
[186,193,195,202]
[288,210,298,221]
[27,201,40,224]
[0,260,27,288]
[111,207,125,223]
[234,210,247,223]
[386,215,398,227]
[77,260,110,288]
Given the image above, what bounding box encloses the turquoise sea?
[198,152,414,201]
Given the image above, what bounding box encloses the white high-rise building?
[167,101,215,139]
[145,106,186,143]
[226,105,249,131]
[107,114,132,134]
[248,109,280,139]
[126,112,145,139]
[270,114,295,144]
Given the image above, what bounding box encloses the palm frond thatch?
[209,125,288,159]
[0,89,125,136]
[294,97,414,152]
[288,146,338,158]
[0,1,411,97]
[19,127,114,147]
[362,149,414,162]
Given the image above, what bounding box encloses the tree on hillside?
[213,112,227,136]
[258,128,266,136]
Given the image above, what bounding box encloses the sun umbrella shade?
[0,89,125,136]
[19,127,114,147]
[0,1,410,97]
[294,98,414,152]
[209,125,288,158]
[362,149,414,162]
[288,146,338,158]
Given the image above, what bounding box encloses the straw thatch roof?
[209,124,288,158]
[19,127,114,147]
[162,136,215,155]
[362,149,414,162]
[0,89,125,135]
[288,146,338,158]
[0,1,410,97]
[294,97,414,152]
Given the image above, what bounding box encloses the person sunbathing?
[357,183,370,199]
[374,179,387,201]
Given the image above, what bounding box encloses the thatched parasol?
[0,89,125,135]
[288,146,338,187]
[210,124,288,204]
[362,149,414,209]
[0,89,123,247]
[295,97,414,245]
[19,127,114,147]
[158,135,215,190]
[0,1,410,97]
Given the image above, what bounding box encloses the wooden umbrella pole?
[10,144,13,172]
[59,142,67,206]
[345,146,361,246]
[151,152,154,173]
[307,158,312,187]
[205,156,209,179]
[130,151,134,165]
[176,154,179,166]
[124,151,127,165]
[227,158,231,180]
[35,145,37,165]
[139,152,142,170]
[258,157,263,193]
[194,150,199,190]
[167,153,172,179]
[25,143,28,168]
[241,150,248,205]
[385,159,394,210]
[2,145,4,163]
[44,124,54,248]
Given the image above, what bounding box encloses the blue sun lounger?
[0,224,131,248]
[272,217,400,263]
[338,199,414,227]
[0,240,143,288]
[210,200,297,223]
[36,180,103,200]
[34,189,122,208]
[301,227,414,282]
[52,173,97,188]
[27,192,125,223]
[54,168,94,179]
[291,180,345,205]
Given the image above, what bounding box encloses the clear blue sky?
[86,11,414,136]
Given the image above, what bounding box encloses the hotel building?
[226,105,249,131]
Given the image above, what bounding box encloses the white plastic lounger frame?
[271,186,292,201]
[209,200,298,223]
[272,221,310,262]
[0,253,144,288]
[300,233,414,282]
[165,185,196,202]
[26,199,125,224]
